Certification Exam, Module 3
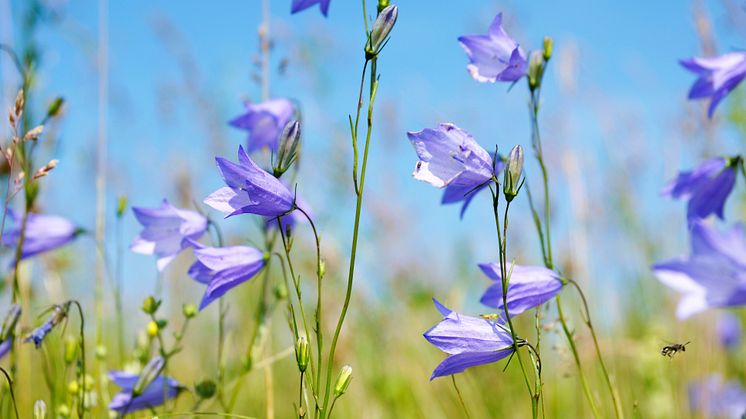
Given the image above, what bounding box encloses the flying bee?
[661,341,690,358]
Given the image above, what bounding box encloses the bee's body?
[661,341,690,358]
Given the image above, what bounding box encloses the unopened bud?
[24,125,44,141]
[142,296,160,315]
[33,400,47,419]
[195,379,217,399]
[146,320,159,337]
[543,36,553,61]
[13,89,24,121]
[46,97,65,119]
[366,5,398,57]
[295,336,310,373]
[377,0,389,14]
[274,120,301,177]
[503,145,524,202]
[528,51,545,91]
[273,283,288,300]
[333,365,352,397]
[133,356,165,397]
[64,337,78,364]
[183,304,197,319]
[0,304,21,341]
[116,195,127,217]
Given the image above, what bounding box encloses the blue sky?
[0,0,742,318]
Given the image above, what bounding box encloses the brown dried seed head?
[24,125,44,141]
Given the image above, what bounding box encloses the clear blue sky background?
[1,0,744,319]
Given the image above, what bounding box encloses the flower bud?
[274,120,301,177]
[64,337,78,364]
[543,36,553,61]
[142,296,160,314]
[183,304,197,319]
[195,379,217,399]
[33,400,47,419]
[377,0,389,13]
[116,195,127,217]
[503,145,524,202]
[146,321,159,337]
[96,344,107,360]
[273,283,288,300]
[333,365,352,397]
[133,356,165,397]
[0,304,21,341]
[366,5,398,57]
[56,404,70,418]
[528,51,545,91]
[46,97,65,119]
[295,336,310,373]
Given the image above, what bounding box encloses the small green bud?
[195,379,217,399]
[133,356,165,397]
[56,404,70,418]
[156,319,168,329]
[0,304,21,341]
[46,97,64,119]
[183,304,197,319]
[274,120,301,177]
[333,365,353,397]
[141,296,160,315]
[116,195,127,217]
[273,283,288,300]
[96,344,107,360]
[64,337,78,364]
[542,36,553,61]
[377,0,390,14]
[528,51,545,91]
[503,145,524,202]
[366,5,398,57]
[295,336,310,373]
[33,400,47,419]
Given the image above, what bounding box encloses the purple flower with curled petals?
[204,146,295,218]
[681,52,746,117]
[407,123,500,218]
[108,371,182,413]
[479,264,563,317]
[423,298,517,380]
[653,221,746,319]
[291,0,330,16]
[662,157,737,224]
[229,99,295,153]
[130,200,207,272]
[188,243,267,310]
[2,210,79,260]
[458,13,528,83]
[719,312,742,349]
[689,374,746,418]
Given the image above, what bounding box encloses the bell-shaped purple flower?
[108,371,182,413]
[2,210,79,260]
[719,312,742,350]
[689,374,746,418]
[423,299,516,380]
[653,221,746,319]
[662,157,737,224]
[291,0,330,16]
[130,199,208,272]
[188,243,267,310]
[479,264,563,317]
[458,13,528,83]
[204,146,295,218]
[407,123,500,218]
[681,52,746,117]
[229,98,295,153]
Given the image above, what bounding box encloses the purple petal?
[430,350,513,380]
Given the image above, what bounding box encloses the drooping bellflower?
[423,298,516,380]
[652,221,746,319]
[662,157,737,224]
[407,123,501,218]
[130,199,208,272]
[2,210,79,260]
[25,304,67,348]
[187,243,267,310]
[108,371,182,413]
[291,0,330,16]
[689,374,746,418]
[458,13,528,83]
[681,52,746,117]
[229,98,295,153]
[479,263,563,317]
[204,146,295,218]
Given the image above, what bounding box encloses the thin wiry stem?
[451,375,471,419]
[0,367,19,419]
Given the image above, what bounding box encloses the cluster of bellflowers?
[650,33,746,417]
[413,10,562,382]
